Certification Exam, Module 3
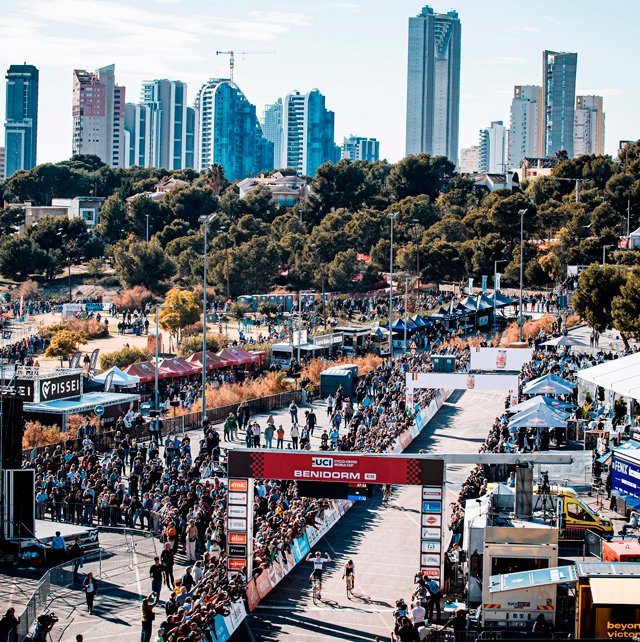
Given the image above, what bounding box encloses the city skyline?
[0,0,637,167]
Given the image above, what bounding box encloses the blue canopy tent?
[508,395,574,415]
[522,373,574,396]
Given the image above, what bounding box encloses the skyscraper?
[478,121,507,174]
[72,64,125,167]
[342,136,380,162]
[281,89,339,176]
[262,99,283,169]
[194,79,273,181]
[508,85,543,168]
[142,79,189,170]
[4,64,39,178]
[124,103,151,167]
[542,50,577,158]
[574,95,605,156]
[458,146,479,174]
[405,6,461,164]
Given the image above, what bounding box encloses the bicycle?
[345,573,355,597]
[382,484,392,506]
[312,574,322,601]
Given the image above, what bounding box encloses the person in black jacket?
[0,607,19,642]
[69,538,83,583]
[161,543,175,589]
[83,572,98,615]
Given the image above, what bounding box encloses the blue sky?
[0,0,637,165]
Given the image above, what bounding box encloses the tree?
[45,330,86,365]
[0,235,46,281]
[86,258,105,281]
[113,286,155,312]
[311,159,379,212]
[177,334,221,357]
[163,185,218,227]
[0,206,25,235]
[387,154,455,200]
[100,346,151,370]
[112,239,175,293]
[202,164,227,195]
[612,267,640,344]
[327,249,359,290]
[96,195,128,244]
[158,288,202,338]
[573,263,628,332]
[155,219,193,247]
[419,241,465,285]
[127,194,169,238]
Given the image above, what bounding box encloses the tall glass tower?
[4,64,39,178]
[543,50,578,158]
[405,6,461,165]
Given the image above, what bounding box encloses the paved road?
[241,389,506,642]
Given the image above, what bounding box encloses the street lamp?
[602,244,614,266]
[388,211,399,366]
[199,214,216,421]
[493,259,507,331]
[146,214,150,243]
[155,304,175,411]
[518,208,528,343]
[412,218,421,293]
[296,290,315,363]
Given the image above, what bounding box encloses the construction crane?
[215,50,275,82]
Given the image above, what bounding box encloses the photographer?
[140,592,158,642]
[31,613,58,642]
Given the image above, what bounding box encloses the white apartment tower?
[508,85,543,169]
[478,121,507,174]
[574,95,605,156]
[458,145,480,174]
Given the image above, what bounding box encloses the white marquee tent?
[577,352,640,402]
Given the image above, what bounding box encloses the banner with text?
[407,372,519,392]
[469,347,533,372]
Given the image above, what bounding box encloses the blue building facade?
[543,50,578,158]
[4,64,39,178]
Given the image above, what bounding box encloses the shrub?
[12,279,41,301]
[42,317,108,340]
[178,334,222,357]
[113,286,155,312]
[23,421,64,449]
[301,354,383,385]
[100,346,152,370]
[500,313,581,345]
[229,302,250,319]
[45,330,87,362]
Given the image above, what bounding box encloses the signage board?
[469,348,533,372]
[229,545,247,557]
[0,378,35,401]
[407,372,519,392]
[228,532,247,545]
[227,451,445,486]
[612,453,640,500]
[38,373,82,402]
[94,405,105,417]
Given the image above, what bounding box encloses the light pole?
[296,290,314,363]
[412,218,421,294]
[602,244,614,266]
[403,276,410,351]
[627,196,631,240]
[388,211,398,366]
[155,304,175,411]
[146,214,149,243]
[493,259,507,330]
[518,208,528,343]
[199,214,216,421]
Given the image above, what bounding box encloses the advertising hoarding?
[469,348,533,372]
[407,372,519,392]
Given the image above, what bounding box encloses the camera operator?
[32,612,58,642]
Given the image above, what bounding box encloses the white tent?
[93,366,140,387]
[577,352,640,402]
[508,395,573,415]
[541,335,589,349]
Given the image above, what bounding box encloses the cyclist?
[306,551,332,597]
[383,483,392,504]
[343,559,356,593]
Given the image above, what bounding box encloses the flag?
[481,275,488,292]
[70,352,82,369]
[467,278,474,295]
[19,295,24,319]
[495,273,501,292]
[89,349,100,374]
[104,370,115,393]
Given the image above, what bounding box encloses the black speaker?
[3,468,35,539]
[2,397,24,469]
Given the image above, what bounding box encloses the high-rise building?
[478,121,507,174]
[185,106,196,170]
[280,89,339,176]
[262,99,283,169]
[458,145,479,174]
[405,5,461,164]
[142,79,189,170]
[342,136,380,162]
[542,50,577,157]
[508,85,543,169]
[4,64,39,178]
[194,79,273,181]
[124,103,151,167]
[72,64,125,167]
[574,95,605,156]
[0,147,5,178]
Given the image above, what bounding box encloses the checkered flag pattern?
[406,459,422,484]
[249,453,265,478]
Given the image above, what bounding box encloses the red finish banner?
[227,450,444,486]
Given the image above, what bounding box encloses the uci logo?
[311,457,333,468]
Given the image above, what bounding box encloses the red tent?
[158,357,200,378]
[186,351,231,370]
[217,346,259,365]
[124,361,160,383]
[249,351,266,367]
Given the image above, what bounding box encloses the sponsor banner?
[469,347,533,372]
[421,568,441,579]
[38,373,83,402]
[245,579,260,612]
[227,558,245,571]
[325,507,339,528]
[421,540,442,554]
[255,569,273,599]
[422,501,442,513]
[228,532,247,545]
[422,527,442,539]
[225,600,246,633]
[421,553,442,566]
[211,614,231,642]
[291,532,311,563]
[229,491,248,505]
[229,479,248,492]
[228,505,248,519]
[228,451,444,486]
[408,372,519,392]
[228,518,247,531]
[228,544,247,557]
[422,487,442,500]
[421,513,442,527]
[612,454,640,500]
[0,378,35,401]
